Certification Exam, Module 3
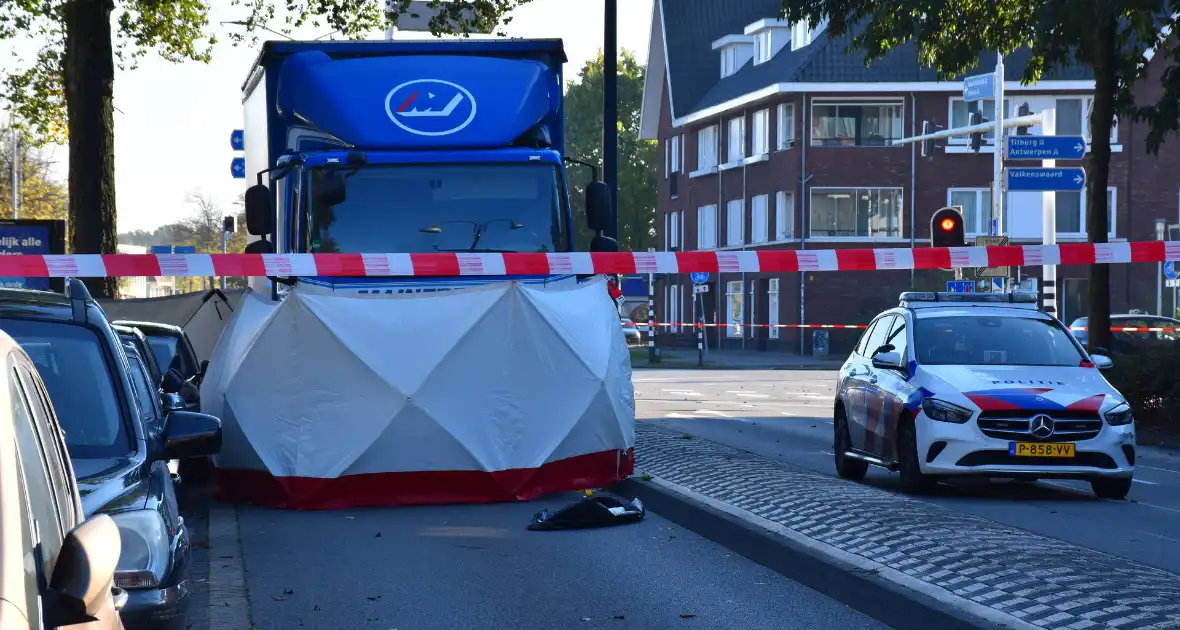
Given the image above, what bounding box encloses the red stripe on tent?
[214,448,635,510]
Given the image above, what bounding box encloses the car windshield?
[914,314,1087,366]
[306,163,568,254]
[0,318,132,458]
[147,334,193,376]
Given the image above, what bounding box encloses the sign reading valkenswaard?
[963,73,995,102]
[384,79,477,137]
[1005,167,1086,192]
[1005,135,1086,160]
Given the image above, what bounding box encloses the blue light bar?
[899,291,1038,305]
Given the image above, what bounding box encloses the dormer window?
[791,17,829,51]
[712,34,755,78]
[754,31,772,64]
[744,18,792,64]
[722,46,739,77]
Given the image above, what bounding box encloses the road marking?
[694,410,732,417]
[662,389,704,396]
[1132,478,1160,486]
[1139,464,1180,476]
[725,391,771,398]
[1134,501,1180,515]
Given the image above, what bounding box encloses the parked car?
[113,322,200,411]
[621,318,641,344]
[111,321,205,387]
[0,327,127,630]
[0,280,223,630]
[1070,314,1180,356]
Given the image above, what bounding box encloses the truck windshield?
[307,163,568,254]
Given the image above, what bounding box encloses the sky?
[4,0,653,233]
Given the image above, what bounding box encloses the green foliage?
[0,126,66,221]
[564,50,659,253]
[1105,345,1180,435]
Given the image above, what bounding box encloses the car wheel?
[833,407,868,482]
[897,417,935,495]
[1090,477,1132,500]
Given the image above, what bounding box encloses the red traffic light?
[930,206,966,249]
[940,217,957,231]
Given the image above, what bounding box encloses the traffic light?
[920,120,931,157]
[931,207,966,248]
[1015,103,1031,135]
[223,215,236,234]
[968,110,984,153]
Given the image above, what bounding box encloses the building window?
[1083,97,1119,143]
[768,278,780,339]
[1056,188,1116,237]
[697,204,718,249]
[751,194,769,243]
[670,211,681,250]
[754,31,772,64]
[775,190,795,240]
[726,199,745,246]
[948,98,1011,144]
[668,135,681,175]
[777,103,796,149]
[810,100,904,146]
[669,284,680,333]
[727,115,746,163]
[809,188,903,238]
[726,280,744,338]
[697,125,718,171]
[721,46,738,78]
[751,109,770,156]
[948,188,993,236]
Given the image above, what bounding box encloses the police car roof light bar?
[899,291,1038,305]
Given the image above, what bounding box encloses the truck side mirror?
[585,180,613,233]
[590,234,619,253]
[244,184,274,236]
[314,170,348,206]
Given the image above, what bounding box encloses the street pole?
[992,52,1005,237]
[602,0,618,241]
[1040,108,1058,316]
[221,230,229,291]
[10,128,19,220]
[1155,219,1168,315]
[647,271,658,363]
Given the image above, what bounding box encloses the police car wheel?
[833,407,868,481]
[1090,477,1132,500]
[897,418,934,494]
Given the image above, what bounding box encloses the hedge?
[1104,345,1180,436]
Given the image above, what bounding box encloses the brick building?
[638,0,1180,356]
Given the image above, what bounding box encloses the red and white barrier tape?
[5,240,1179,277]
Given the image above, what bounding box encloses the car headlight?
[1103,402,1134,426]
[921,398,973,424]
[110,510,170,589]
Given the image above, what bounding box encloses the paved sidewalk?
[634,348,844,370]
[633,423,1180,630]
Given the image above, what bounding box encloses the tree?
[0,127,67,222]
[777,1,1180,350]
[565,50,659,252]
[1,0,535,298]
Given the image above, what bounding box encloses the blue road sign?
[230,129,245,151]
[1005,135,1087,160]
[150,245,173,254]
[231,157,246,179]
[946,280,975,293]
[1005,167,1086,192]
[963,73,995,102]
[690,272,709,284]
[1165,261,1177,280]
[174,245,197,254]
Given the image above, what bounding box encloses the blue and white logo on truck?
[384,79,477,137]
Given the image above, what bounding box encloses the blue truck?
[239,38,616,294]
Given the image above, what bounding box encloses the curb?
[206,504,253,630]
[611,476,1031,630]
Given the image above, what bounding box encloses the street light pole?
[602,0,618,241]
[1155,218,1168,316]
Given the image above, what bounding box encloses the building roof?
[640,0,1099,137]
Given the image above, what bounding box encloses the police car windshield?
[307,163,568,254]
[913,315,1087,366]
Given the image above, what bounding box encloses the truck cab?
[239,38,615,294]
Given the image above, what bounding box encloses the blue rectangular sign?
[1005,167,1087,192]
[963,73,995,102]
[946,280,975,293]
[231,157,246,179]
[150,245,173,254]
[174,245,197,254]
[1005,135,1087,160]
[0,225,52,290]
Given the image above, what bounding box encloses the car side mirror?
[243,239,274,254]
[161,368,184,394]
[161,392,186,412]
[585,180,613,232]
[161,410,222,460]
[1090,354,1113,370]
[244,184,273,236]
[871,351,905,370]
[43,514,122,627]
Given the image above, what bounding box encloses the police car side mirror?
[871,351,904,370]
[1090,354,1113,370]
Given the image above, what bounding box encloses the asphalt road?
[636,368,1180,575]
[229,493,887,630]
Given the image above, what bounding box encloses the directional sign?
[974,235,1010,279]
[230,129,245,151]
[1165,261,1177,280]
[1005,167,1086,192]
[690,272,709,284]
[150,245,173,254]
[946,280,975,293]
[231,157,246,179]
[174,245,196,254]
[1005,135,1087,160]
[963,73,995,102]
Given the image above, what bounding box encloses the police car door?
[845,315,895,451]
[863,314,910,461]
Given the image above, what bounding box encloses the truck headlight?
[1103,402,1134,426]
[921,398,973,424]
[110,510,170,589]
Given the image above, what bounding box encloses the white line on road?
[1139,464,1180,476]
[725,391,771,398]
[662,389,704,396]
[1132,478,1160,486]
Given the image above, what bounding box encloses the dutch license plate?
[1009,442,1075,457]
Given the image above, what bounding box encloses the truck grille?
[977,412,1103,443]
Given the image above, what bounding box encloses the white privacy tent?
[201,277,636,509]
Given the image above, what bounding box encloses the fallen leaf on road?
[219,555,234,559]
[614,615,625,620]
[375,532,382,538]
[366,595,381,601]
[271,596,288,602]
[283,589,295,595]
[366,617,379,622]
[313,604,322,611]
[581,617,591,622]
[680,613,696,618]
[345,516,356,520]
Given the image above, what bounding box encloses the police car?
[833,291,1135,499]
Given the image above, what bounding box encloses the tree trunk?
[63,0,118,298]
[1085,14,1117,352]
